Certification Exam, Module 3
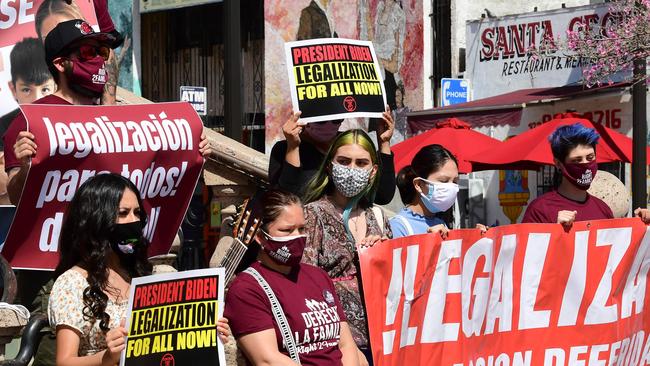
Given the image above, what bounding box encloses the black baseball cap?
[44,19,115,64]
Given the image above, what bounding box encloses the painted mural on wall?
[264,0,423,150]
[499,169,530,224]
[108,0,139,94]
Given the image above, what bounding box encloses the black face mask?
[108,221,145,255]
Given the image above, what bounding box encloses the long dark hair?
[54,173,152,332]
[396,144,458,204]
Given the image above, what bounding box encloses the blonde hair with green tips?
[303,129,381,234]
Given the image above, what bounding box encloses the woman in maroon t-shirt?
[225,190,360,366]
[521,123,650,226]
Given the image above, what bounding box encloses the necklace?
[107,269,131,302]
[348,211,366,242]
[326,196,366,241]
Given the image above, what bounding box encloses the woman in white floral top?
[48,173,230,366]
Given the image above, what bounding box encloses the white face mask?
[331,163,372,198]
[417,178,459,214]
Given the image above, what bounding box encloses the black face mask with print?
[108,221,145,256]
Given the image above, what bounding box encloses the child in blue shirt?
[390,144,487,238]
[390,144,459,238]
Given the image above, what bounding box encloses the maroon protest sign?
[1,102,204,270]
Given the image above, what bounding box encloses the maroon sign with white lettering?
[1,102,204,270]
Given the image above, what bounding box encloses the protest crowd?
[1,1,650,366]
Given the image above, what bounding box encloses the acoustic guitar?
[218,192,263,286]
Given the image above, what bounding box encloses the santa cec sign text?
[360,219,650,365]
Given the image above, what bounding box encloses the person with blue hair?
[522,123,650,226]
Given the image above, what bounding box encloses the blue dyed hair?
[548,123,600,162]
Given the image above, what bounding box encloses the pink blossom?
[557,0,649,87]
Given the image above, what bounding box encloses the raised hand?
[283,111,303,149]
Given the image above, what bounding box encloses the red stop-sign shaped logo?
[343,96,357,112]
[160,353,175,366]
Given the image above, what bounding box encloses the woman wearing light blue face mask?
[390,144,465,239]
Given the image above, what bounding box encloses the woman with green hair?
[303,128,391,366]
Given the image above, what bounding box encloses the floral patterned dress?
[302,196,392,349]
[48,269,129,356]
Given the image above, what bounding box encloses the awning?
[392,118,502,173]
[407,83,629,132]
[466,117,637,171]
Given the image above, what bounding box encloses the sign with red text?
[122,268,226,366]
[465,3,626,99]
[0,0,98,116]
[284,38,387,123]
[1,102,204,270]
[360,219,650,365]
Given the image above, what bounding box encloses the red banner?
[2,102,204,270]
[360,219,650,365]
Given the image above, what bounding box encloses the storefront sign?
[180,86,207,116]
[441,78,470,106]
[466,3,620,99]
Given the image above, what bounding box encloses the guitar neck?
[220,238,249,284]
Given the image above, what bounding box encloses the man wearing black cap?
[5,19,211,205]
[4,19,115,205]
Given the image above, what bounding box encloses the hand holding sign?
[634,207,650,224]
[199,130,212,157]
[284,38,387,123]
[377,106,394,153]
[104,320,128,366]
[282,111,303,149]
[216,318,230,344]
[557,210,577,227]
[282,111,303,168]
[13,130,36,166]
